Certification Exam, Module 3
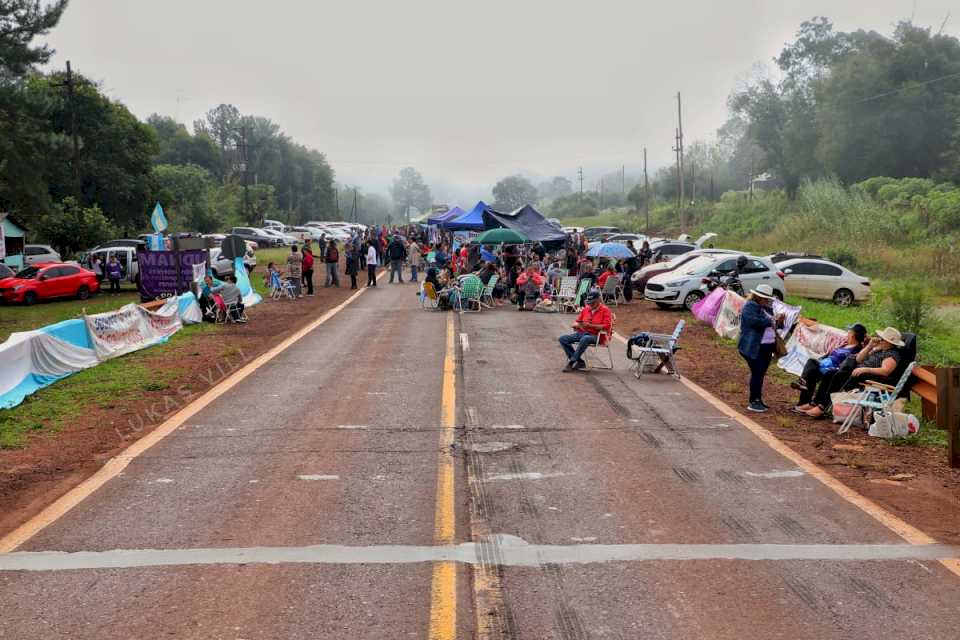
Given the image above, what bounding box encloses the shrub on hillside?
[886,281,935,335]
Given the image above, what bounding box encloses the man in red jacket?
[559,291,613,371]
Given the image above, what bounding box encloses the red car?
[0,262,101,305]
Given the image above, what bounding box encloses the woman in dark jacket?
[792,323,866,412]
[737,284,782,413]
[345,244,360,290]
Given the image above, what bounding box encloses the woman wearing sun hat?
[802,326,905,418]
[737,284,784,413]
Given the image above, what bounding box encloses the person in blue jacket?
[737,284,783,413]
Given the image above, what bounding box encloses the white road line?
[3,542,958,572]
[297,475,339,481]
[460,333,470,352]
[745,470,806,479]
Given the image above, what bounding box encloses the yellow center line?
[428,314,457,639]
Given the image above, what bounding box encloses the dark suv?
[230,227,278,248]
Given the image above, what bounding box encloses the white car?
[208,247,257,279]
[259,228,298,246]
[606,233,648,247]
[777,257,871,306]
[23,244,61,265]
[290,226,326,242]
[645,253,785,310]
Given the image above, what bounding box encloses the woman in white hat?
[737,284,784,413]
[802,326,905,418]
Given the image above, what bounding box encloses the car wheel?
[23,291,38,306]
[833,288,854,306]
[683,290,704,310]
[77,285,90,300]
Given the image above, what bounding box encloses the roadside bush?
[825,246,858,268]
[885,281,935,335]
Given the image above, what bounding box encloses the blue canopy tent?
[443,201,495,231]
[427,206,464,226]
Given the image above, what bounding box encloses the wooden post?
[936,367,960,468]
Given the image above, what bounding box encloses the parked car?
[767,252,824,264]
[562,226,585,234]
[606,233,648,246]
[289,226,326,242]
[631,248,738,289]
[93,239,145,251]
[0,263,100,304]
[85,246,140,285]
[645,253,784,310]
[259,228,298,246]
[23,244,61,266]
[209,247,257,279]
[584,226,621,241]
[230,227,278,248]
[776,257,871,306]
[0,264,14,280]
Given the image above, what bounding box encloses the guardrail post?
[937,367,960,468]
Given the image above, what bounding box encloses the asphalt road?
[2,284,960,639]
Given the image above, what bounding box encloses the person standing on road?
[366,241,378,287]
[345,243,359,290]
[91,255,104,285]
[387,235,407,284]
[324,239,340,287]
[408,239,422,283]
[558,291,613,371]
[737,284,783,413]
[106,255,123,295]
[302,239,315,296]
[286,245,303,298]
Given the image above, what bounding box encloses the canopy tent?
[443,201,493,231]
[427,206,464,226]
[481,204,566,250]
[471,228,530,245]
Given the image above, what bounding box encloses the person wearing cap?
[559,291,613,372]
[802,326,906,418]
[737,284,784,413]
[792,324,867,412]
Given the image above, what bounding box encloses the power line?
[843,70,960,106]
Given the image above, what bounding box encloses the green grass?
[0,290,141,343]
[0,323,215,449]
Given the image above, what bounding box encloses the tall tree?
[492,175,538,211]
[391,166,431,221]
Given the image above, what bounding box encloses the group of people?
[89,254,126,295]
[737,283,909,417]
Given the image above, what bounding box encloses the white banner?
[713,290,745,340]
[0,214,6,260]
[84,302,182,360]
[777,322,849,375]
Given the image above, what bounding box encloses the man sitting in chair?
[559,291,613,372]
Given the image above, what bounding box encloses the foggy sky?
[43,0,958,200]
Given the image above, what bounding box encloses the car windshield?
[677,256,724,275]
[15,266,40,279]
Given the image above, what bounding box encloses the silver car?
[645,254,786,310]
[23,244,61,265]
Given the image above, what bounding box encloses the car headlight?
[665,279,689,288]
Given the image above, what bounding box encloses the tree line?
[0,1,341,256]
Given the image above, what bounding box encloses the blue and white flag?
[150,202,168,233]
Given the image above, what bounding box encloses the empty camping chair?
[457,275,484,313]
[562,278,591,313]
[629,320,685,379]
[554,276,578,311]
[421,281,441,310]
[480,274,499,308]
[837,361,916,435]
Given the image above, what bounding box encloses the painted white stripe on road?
[3,542,959,572]
[460,333,470,352]
[745,470,806,479]
[336,425,369,430]
[297,475,339,481]
[486,472,568,482]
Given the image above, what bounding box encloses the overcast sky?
[43,0,958,200]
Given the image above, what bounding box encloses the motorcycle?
[700,269,744,297]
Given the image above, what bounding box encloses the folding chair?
[421,281,441,310]
[629,320,685,379]
[458,275,484,313]
[224,300,248,324]
[584,314,616,370]
[562,279,591,313]
[837,361,916,435]
[480,274,499,308]
[554,276,577,311]
[600,276,620,307]
[614,274,627,304]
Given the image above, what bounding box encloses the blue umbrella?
[586,242,635,259]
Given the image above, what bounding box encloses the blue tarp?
[443,201,496,231]
[482,204,567,250]
[427,207,464,226]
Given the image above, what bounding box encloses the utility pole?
[353,188,358,223]
[335,188,340,219]
[57,61,82,197]
[238,125,251,223]
[621,165,625,194]
[676,92,686,232]
[600,177,604,209]
[643,147,650,235]
[674,128,682,210]
[690,156,696,204]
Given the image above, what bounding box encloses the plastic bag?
[868,412,920,439]
[691,288,725,325]
[830,390,867,427]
